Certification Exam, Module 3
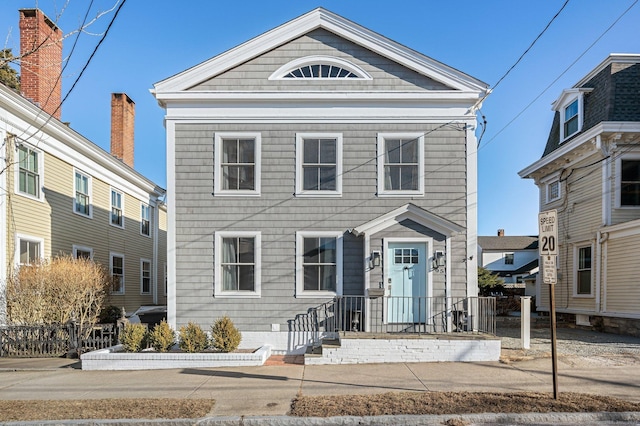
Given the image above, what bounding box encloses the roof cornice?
[574,53,640,88]
[153,8,488,95]
[519,122,640,179]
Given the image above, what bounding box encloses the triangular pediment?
[153,8,487,95]
[351,204,465,237]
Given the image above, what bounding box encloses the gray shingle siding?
[190,29,451,92]
[173,122,468,331]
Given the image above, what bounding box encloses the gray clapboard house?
[153,8,491,356]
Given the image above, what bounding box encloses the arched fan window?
[269,56,372,80]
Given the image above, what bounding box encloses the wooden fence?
[0,323,120,358]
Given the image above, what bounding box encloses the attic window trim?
[269,55,372,81]
[554,88,593,143]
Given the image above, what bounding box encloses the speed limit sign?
[539,210,558,256]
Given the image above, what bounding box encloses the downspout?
[597,231,608,314]
[0,133,7,325]
[445,236,452,332]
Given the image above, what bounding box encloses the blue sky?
[1,0,639,236]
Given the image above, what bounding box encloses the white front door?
[387,241,428,323]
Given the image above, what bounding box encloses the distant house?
[153,8,491,356]
[519,54,640,336]
[478,230,538,294]
[0,9,167,324]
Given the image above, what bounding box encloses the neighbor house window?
[504,253,514,265]
[140,203,150,236]
[111,189,124,227]
[296,231,343,297]
[214,133,261,196]
[576,245,592,296]
[110,253,124,294]
[214,231,261,297]
[546,180,561,203]
[377,133,424,196]
[563,99,579,139]
[295,133,342,196]
[16,235,44,266]
[619,159,640,207]
[72,245,93,260]
[141,259,151,295]
[17,145,42,199]
[74,170,91,217]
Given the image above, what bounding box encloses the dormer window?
[270,56,372,80]
[563,99,579,138]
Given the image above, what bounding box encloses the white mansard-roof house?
[153,8,491,357]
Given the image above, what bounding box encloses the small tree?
[148,320,176,352]
[179,322,208,353]
[6,255,111,326]
[0,49,20,91]
[478,267,505,296]
[211,316,241,353]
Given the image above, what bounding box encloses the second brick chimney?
[497,229,505,237]
[19,8,63,119]
[110,93,135,168]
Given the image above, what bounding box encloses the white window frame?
[214,132,261,196]
[110,188,124,228]
[295,133,343,197]
[72,244,93,260]
[73,169,92,218]
[15,234,44,266]
[140,203,151,237]
[214,231,261,298]
[296,231,343,298]
[14,142,44,202]
[269,55,372,80]
[615,155,640,209]
[546,179,561,203]
[504,252,514,265]
[573,243,593,297]
[376,133,425,197]
[110,252,125,295]
[140,259,152,295]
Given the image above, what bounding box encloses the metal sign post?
[539,210,559,400]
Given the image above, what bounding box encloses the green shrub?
[99,305,122,324]
[120,323,148,352]
[179,322,209,353]
[148,320,176,352]
[211,316,241,353]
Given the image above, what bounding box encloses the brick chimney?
[110,93,135,168]
[19,9,63,119]
[497,229,505,237]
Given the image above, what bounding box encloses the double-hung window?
[575,245,592,296]
[377,133,424,196]
[618,158,640,207]
[140,203,151,236]
[111,189,124,227]
[296,231,343,297]
[16,235,44,266]
[214,231,261,297]
[110,253,125,294]
[563,99,579,139]
[17,145,42,199]
[214,133,261,196]
[74,170,91,217]
[141,259,151,295]
[295,133,342,196]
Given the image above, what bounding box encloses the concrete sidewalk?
[1,354,640,421]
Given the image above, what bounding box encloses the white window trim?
[376,133,425,197]
[504,252,514,265]
[15,234,44,266]
[269,55,372,80]
[214,132,261,197]
[214,231,261,298]
[614,155,640,209]
[140,203,151,237]
[73,169,92,218]
[72,244,93,260]
[573,243,593,298]
[140,258,152,295]
[555,89,591,143]
[110,252,125,295]
[296,231,343,298]
[546,179,561,203]
[295,133,343,197]
[110,188,125,229]
[14,142,44,202]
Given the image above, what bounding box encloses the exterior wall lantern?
[370,250,381,269]
[432,250,446,271]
